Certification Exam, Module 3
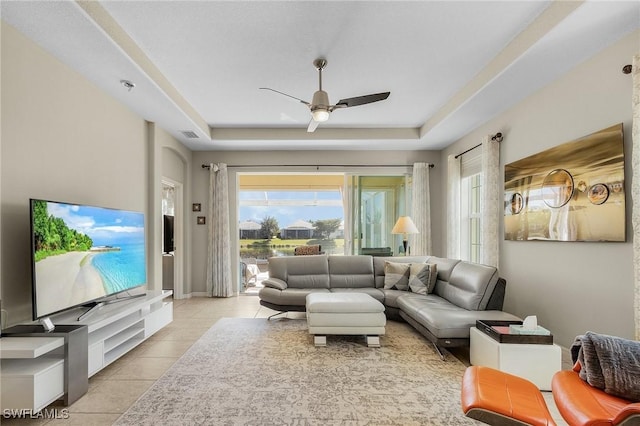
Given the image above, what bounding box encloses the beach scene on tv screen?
[33,200,146,317]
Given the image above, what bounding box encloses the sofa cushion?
[373,256,430,288]
[328,255,375,288]
[396,293,453,318]
[427,257,460,283]
[268,255,330,289]
[383,261,410,290]
[408,263,437,294]
[435,261,499,310]
[383,289,424,309]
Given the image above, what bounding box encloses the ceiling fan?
[260,58,390,133]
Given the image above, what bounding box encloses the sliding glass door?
[345,175,410,256]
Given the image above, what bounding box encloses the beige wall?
[442,30,639,347]
[189,150,441,295]
[0,23,186,326]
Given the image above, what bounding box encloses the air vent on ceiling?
[180,130,199,139]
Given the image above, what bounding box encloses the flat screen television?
[163,214,174,254]
[30,199,147,320]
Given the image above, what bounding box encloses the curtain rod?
[454,132,503,159]
[201,163,434,170]
[454,143,481,159]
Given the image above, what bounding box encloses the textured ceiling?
[2,1,639,151]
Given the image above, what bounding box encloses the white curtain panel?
[341,176,354,255]
[206,163,233,297]
[481,136,500,267]
[411,162,432,255]
[447,155,461,259]
[162,185,175,216]
[632,54,640,340]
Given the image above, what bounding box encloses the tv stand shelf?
[50,290,173,377]
[1,325,87,411]
[1,337,65,412]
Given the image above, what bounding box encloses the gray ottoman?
[306,292,386,347]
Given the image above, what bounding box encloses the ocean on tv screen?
[33,200,146,317]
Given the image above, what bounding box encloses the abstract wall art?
[504,123,625,242]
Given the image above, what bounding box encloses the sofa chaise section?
[396,257,518,351]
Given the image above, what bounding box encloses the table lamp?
[391,216,419,256]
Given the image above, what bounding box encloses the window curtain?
[447,155,461,259]
[481,136,500,267]
[162,185,175,216]
[632,55,640,340]
[410,162,432,255]
[206,163,233,297]
[342,174,361,255]
[341,175,354,255]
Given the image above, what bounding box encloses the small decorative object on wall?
[504,123,625,242]
[192,203,201,212]
[197,216,206,225]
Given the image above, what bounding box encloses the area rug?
[115,318,478,425]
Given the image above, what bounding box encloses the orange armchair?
[552,363,640,426]
[461,366,557,426]
[463,332,640,426]
[462,365,640,426]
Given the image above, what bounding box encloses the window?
[238,174,345,257]
[460,152,482,263]
[347,175,409,256]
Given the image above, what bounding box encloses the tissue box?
[508,324,551,336]
[476,320,554,344]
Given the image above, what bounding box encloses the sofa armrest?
[262,278,288,290]
[485,278,506,311]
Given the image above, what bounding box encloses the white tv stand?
[54,290,173,377]
[0,290,172,412]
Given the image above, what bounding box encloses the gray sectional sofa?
[259,254,519,356]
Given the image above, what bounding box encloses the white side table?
[469,327,561,391]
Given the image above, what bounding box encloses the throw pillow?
[383,262,410,290]
[408,263,438,294]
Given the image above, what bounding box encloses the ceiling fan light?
[312,109,330,122]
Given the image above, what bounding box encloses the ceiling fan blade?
[307,118,320,133]
[333,92,390,109]
[259,87,310,106]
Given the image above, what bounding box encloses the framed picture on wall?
[192,203,201,212]
[197,216,206,225]
[504,123,625,242]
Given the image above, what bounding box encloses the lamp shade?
[391,216,419,235]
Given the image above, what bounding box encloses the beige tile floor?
[3,294,569,425]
